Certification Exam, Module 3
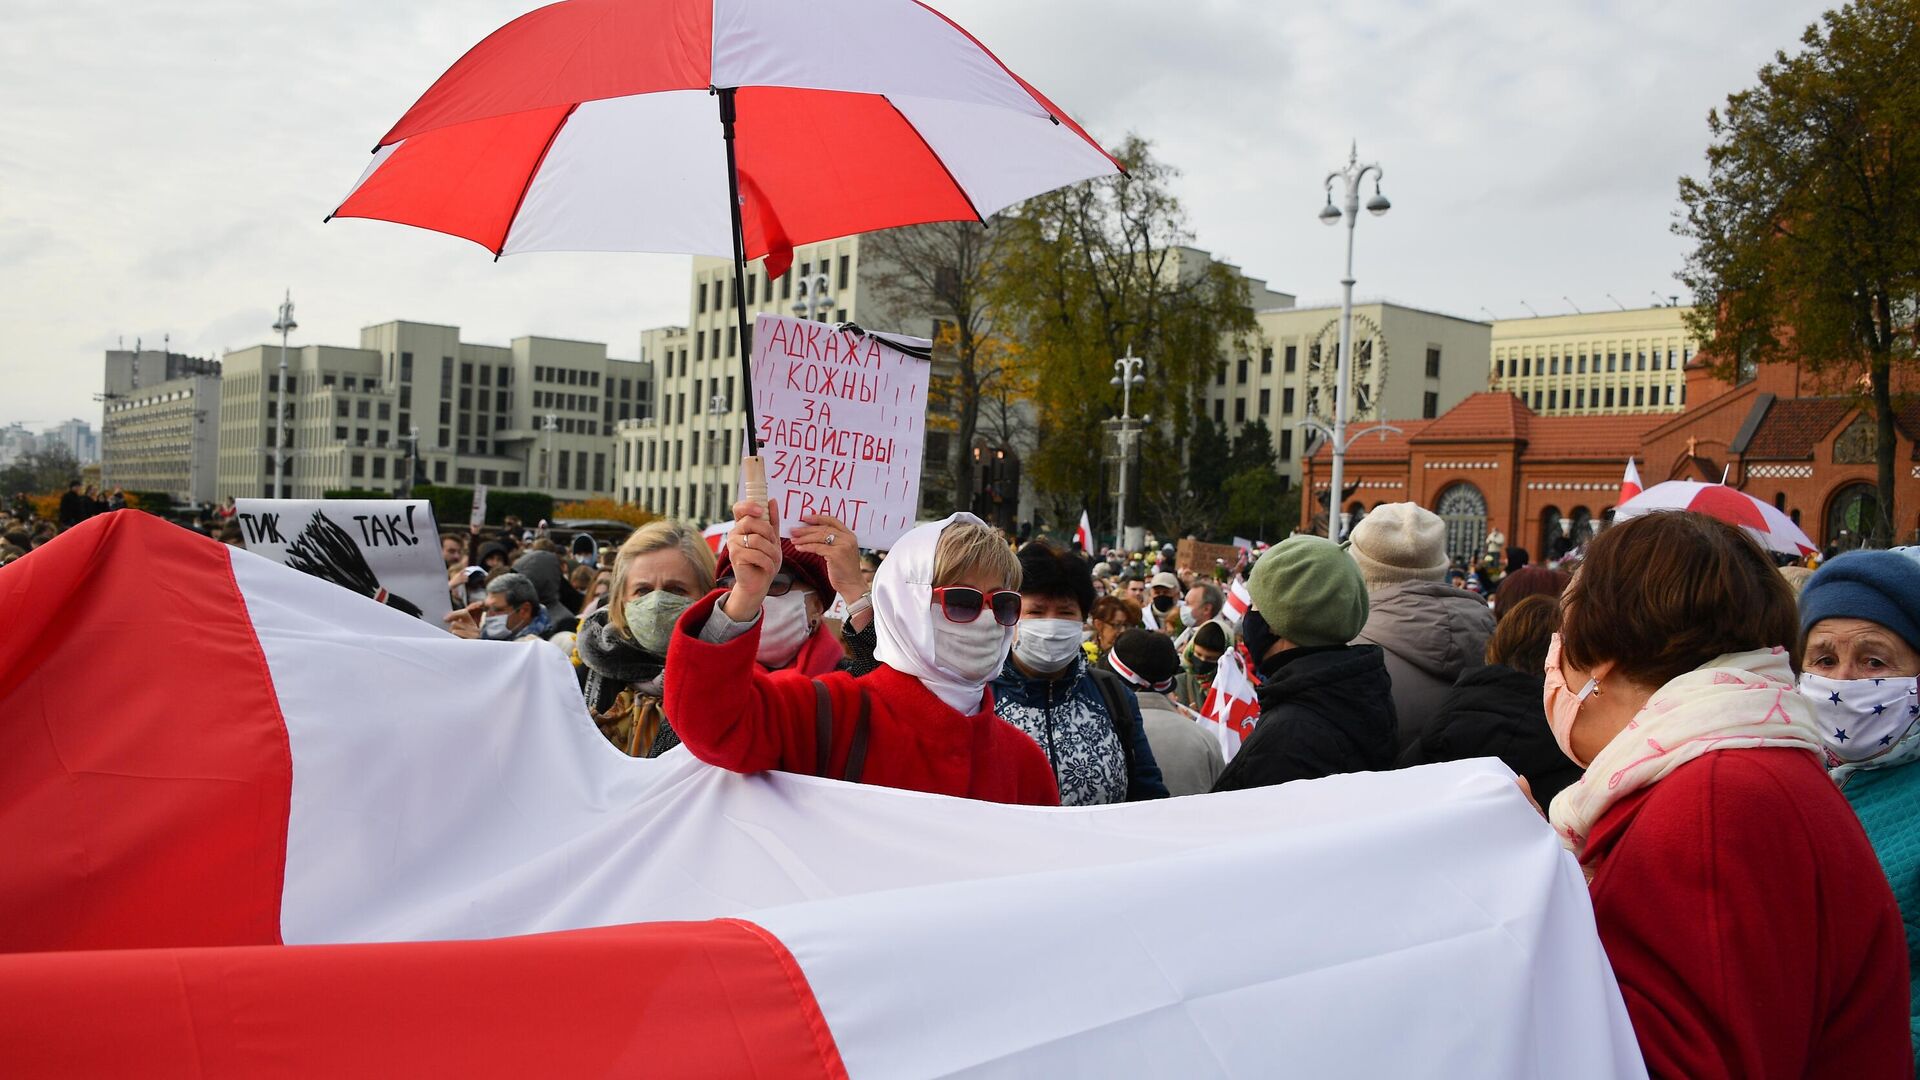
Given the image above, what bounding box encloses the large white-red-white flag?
[0,513,1644,1078]
[1073,510,1094,554]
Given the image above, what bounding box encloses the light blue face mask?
[624,591,694,655]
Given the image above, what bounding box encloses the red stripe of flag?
[0,512,293,952]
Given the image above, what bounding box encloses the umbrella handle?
[740,455,769,512]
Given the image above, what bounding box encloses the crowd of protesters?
[7,485,1919,1076]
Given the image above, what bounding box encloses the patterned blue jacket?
[992,653,1167,806]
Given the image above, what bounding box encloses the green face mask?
[624,590,694,654]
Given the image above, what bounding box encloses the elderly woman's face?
[1804,617,1920,681]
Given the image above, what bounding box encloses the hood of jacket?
[513,550,576,624]
[1354,579,1494,684]
[1255,644,1394,721]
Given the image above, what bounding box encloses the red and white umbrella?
[1613,480,1817,556]
[327,0,1121,457]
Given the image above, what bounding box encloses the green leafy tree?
[1677,0,1920,544]
[1229,417,1278,476]
[989,135,1257,519]
[1218,466,1297,545]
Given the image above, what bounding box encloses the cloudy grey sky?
[1,0,1830,429]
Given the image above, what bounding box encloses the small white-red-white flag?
[702,521,731,553]
[1222,577,1252,627]
[1202,643,1261,752]
[1073,510,1094,554]
[1619,457,1643,507]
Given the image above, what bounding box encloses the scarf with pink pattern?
[1548,647,1826,860]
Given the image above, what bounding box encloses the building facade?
[1300,357,1920,559]
[1208,301,1492,485]
[100,347,222,505]
[214,321,650,502]
[1488,306,1698,417]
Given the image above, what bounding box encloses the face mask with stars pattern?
[1798,672,1920,773]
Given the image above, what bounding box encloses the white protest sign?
[235,499,454,629]
[750,313,931,549]
[469,484,488,529]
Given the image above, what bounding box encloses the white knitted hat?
[1347,503,1450,586]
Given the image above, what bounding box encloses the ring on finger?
[825,532,836,545]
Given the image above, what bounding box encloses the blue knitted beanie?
[1799,550,1920,651]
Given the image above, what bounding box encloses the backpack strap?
[812,678,872,783]
[812,678,834,776]
[843,686,871,784]
[1087,667,1138,787]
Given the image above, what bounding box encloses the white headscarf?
[872,512,1007,715]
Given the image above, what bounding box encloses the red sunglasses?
[929,586,1022,627]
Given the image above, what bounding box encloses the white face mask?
[1178,602,1194,625]
[1798,673,1920,767]
[1012,617,1084,673]
[481,612,517,640]
[932,614,1013,689]
[756,592,813,669]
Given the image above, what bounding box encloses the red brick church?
[1300,356,1920,562]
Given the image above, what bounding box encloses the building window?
[594,453,606,492]
[1234,398,1246,423]
[400,353,413,381]
[1547,390,1557,410]
[1258,388,1270,415]
[1605,388,1616,408]
[1215,362,1225,387]
[334,425,348,440]
[1213,399,1224,423]
[1235,357,1248,384]
[1283,388,1296,413]
[378,402,391,421]
[1260,346,1273,374]
[1606,351,1617,372]
[557,452,571,489]
[1423,392,1439,419]
[434,460,447,482]
[1634,386,1646,407]
[1576,389,1586,408]
[372,457,387,480]
[336,399,349,418]
[1278,430,1293,460]
[1284,345,1297,373]
[1425,347,1441,378]
[350,454,364,478]
[838,254,851,290]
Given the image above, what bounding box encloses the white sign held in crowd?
[469,484,488,529]
[750,313,931,549]
[235,498,454,629]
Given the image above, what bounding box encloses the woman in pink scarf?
[1546,511,1906,1079]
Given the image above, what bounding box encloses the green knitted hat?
[1246,534,1370,648]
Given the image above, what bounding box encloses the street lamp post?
[271,290,297,498]
[791,273,836,322]
[1109,347,1145,552]
[1316,142,1390,540]
[541,412,559,491]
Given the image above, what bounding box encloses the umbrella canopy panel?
[331,0,1118,265]
[1614,481,1817,557]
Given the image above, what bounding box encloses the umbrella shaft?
[718,88,759,460]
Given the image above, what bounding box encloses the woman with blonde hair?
[573,520,716,757]
[664,501,1058,804]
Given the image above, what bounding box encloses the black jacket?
[1211,644,1398,793]
[1396,664,1582,806]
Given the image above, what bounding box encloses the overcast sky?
[0,0,1831,429]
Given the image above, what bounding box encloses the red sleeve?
[662,589,826,777]
[1589,754,1840,1080]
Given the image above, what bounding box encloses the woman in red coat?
[664,500,1058,806]
[1546,512,1908,1079]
